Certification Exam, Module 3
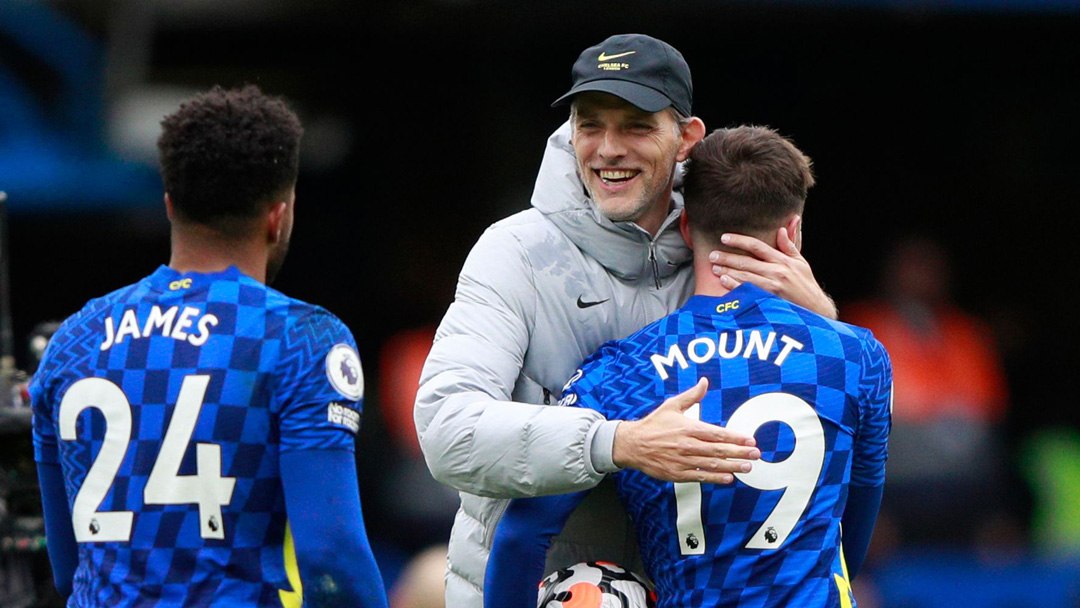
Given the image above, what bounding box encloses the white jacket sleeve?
[414,225,607,499]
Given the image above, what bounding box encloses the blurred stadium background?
[2,1,1080,606]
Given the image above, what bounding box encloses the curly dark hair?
[157,85,303,232]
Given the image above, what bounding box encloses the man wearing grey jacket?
[415,34,837,607]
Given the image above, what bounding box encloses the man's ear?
[676,117,706,162]
[785,214,803,252]
[266,201,288,244]
[164,193,176,222]
[679,209,693,248]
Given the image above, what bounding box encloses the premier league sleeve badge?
[325,344,364,401]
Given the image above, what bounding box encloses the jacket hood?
[530,121,692,282]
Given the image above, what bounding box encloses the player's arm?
[484,491,590,608]
[280,449,388,607]
[705,219,838,319]
[29,364,76,597]
[275,313,388,607]
[844,334,894,579]
[35,461,76,596]
[839,485,883,580]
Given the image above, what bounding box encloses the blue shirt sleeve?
[557,342,621,418]
[842,333,892,580]
[29,332,63,465]
[851,335,892,488]
[274,310,365,453]
[484,491,590,608]
[840,484,883,580]
[29,325,77,596]
[280,449,388,608]
[36,461,76,597]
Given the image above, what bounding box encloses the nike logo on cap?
[577,296,610,309]
[597,51,636,61]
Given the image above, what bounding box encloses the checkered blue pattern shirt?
[30,265,364,607]
[561,284,892,608]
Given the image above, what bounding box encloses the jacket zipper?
[646,206,684,290]
[648,244,661,289]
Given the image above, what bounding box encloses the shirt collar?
[681,283,773,317]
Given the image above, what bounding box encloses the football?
[537,561,657,608]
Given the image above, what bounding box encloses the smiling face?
[571,92,698,234]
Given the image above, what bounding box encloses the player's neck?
[169,226,267,284]
[691,252,732,298]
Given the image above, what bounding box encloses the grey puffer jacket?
[415,122,694,608]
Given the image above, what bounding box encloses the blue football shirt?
[558,284,892,608]
[30,265,365,607]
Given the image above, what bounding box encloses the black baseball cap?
[552,33,693,117]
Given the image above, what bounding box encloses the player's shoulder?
[560,338,628,406]
[582,307,690,376]
[582,314,670,373]
[757,292,876,342]
[562,319,669,412]
[267,287,349,331]
[811,311,888,368]
[263,285,362,400]
[624,309,679,351]
[32,275,154,387]
[262,283,355,349]
[812,310,879,345]
[753,291,885,362]
[579,338,624,370]
[49,275,150,345]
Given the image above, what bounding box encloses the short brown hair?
[682,126,814,242]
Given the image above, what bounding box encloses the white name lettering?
[170,307,201,341]
[143,305,177,337]
[101,306,219,351]
[114,309,141,345]
[650,331,805,380]
[650,344,689,380]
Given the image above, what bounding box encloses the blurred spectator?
[373,326,458,549]
[844,235,1014,548]
[379,326,437,457]
[389,544,448,608]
